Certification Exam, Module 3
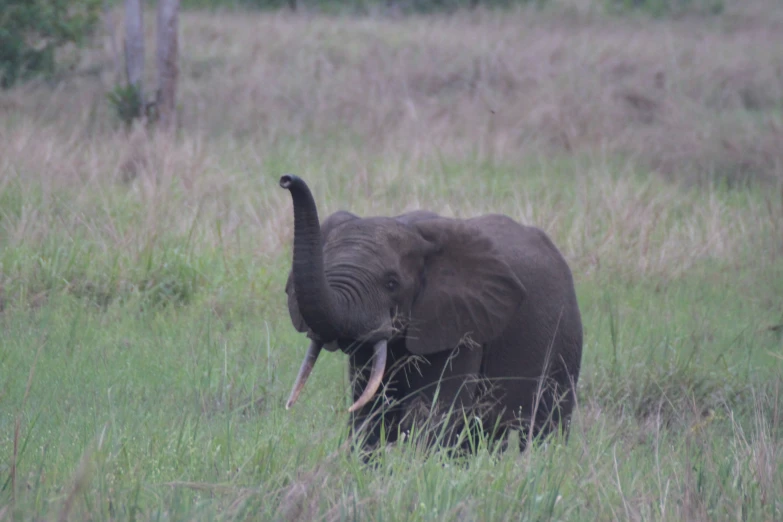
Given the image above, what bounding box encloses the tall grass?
[1,1,782,520]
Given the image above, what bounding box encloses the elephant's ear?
[406,219,527,355]
[286,210,359,333]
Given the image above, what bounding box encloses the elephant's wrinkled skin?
[279,174,583,452]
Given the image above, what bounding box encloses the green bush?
[107,82,146,126]
[0,0,102,88]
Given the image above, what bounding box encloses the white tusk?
[348,339,388,413]
[285,340,322,410]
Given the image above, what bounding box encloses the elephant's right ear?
[405,218,527,355]
[285,210,359,333]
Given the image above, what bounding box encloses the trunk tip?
[279,174,298,189]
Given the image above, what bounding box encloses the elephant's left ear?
[406,219,527,355]
[285,271,308,333]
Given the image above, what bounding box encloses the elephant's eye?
[384,276,400,293]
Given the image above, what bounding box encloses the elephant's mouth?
[323,334,397,354]
[323,339,351,353]
[323,340,340,352]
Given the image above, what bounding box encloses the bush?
[0,0,102,88]
[107,83,146,127]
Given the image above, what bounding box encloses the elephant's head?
[279,175,527,412]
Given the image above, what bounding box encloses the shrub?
[107,83,146,127]
[0,0,102,88]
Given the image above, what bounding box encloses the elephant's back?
[467,214,572,282]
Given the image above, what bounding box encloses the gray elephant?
[279,174,583,453]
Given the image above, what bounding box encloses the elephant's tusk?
[285,340,322,410]
[348,339,388,413]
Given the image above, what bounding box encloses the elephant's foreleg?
[347,346,405,452]
[398,344,484,451]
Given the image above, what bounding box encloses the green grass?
[1,156,781,520]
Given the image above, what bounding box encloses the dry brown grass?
[192,4,783,188]
[109,1,780,184]
[1,1,782,298]
[5,2,783,181]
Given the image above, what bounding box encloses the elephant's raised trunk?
[279,174,341,342]
[280,174,388,412]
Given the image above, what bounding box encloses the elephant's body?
[279,175,583,453]
[348,213,583,450]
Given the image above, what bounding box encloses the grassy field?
[2,1,783,520]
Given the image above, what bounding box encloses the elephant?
[279,174,583,454]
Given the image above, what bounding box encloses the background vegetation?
[0,0,102,88]
[1,0,782,520]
